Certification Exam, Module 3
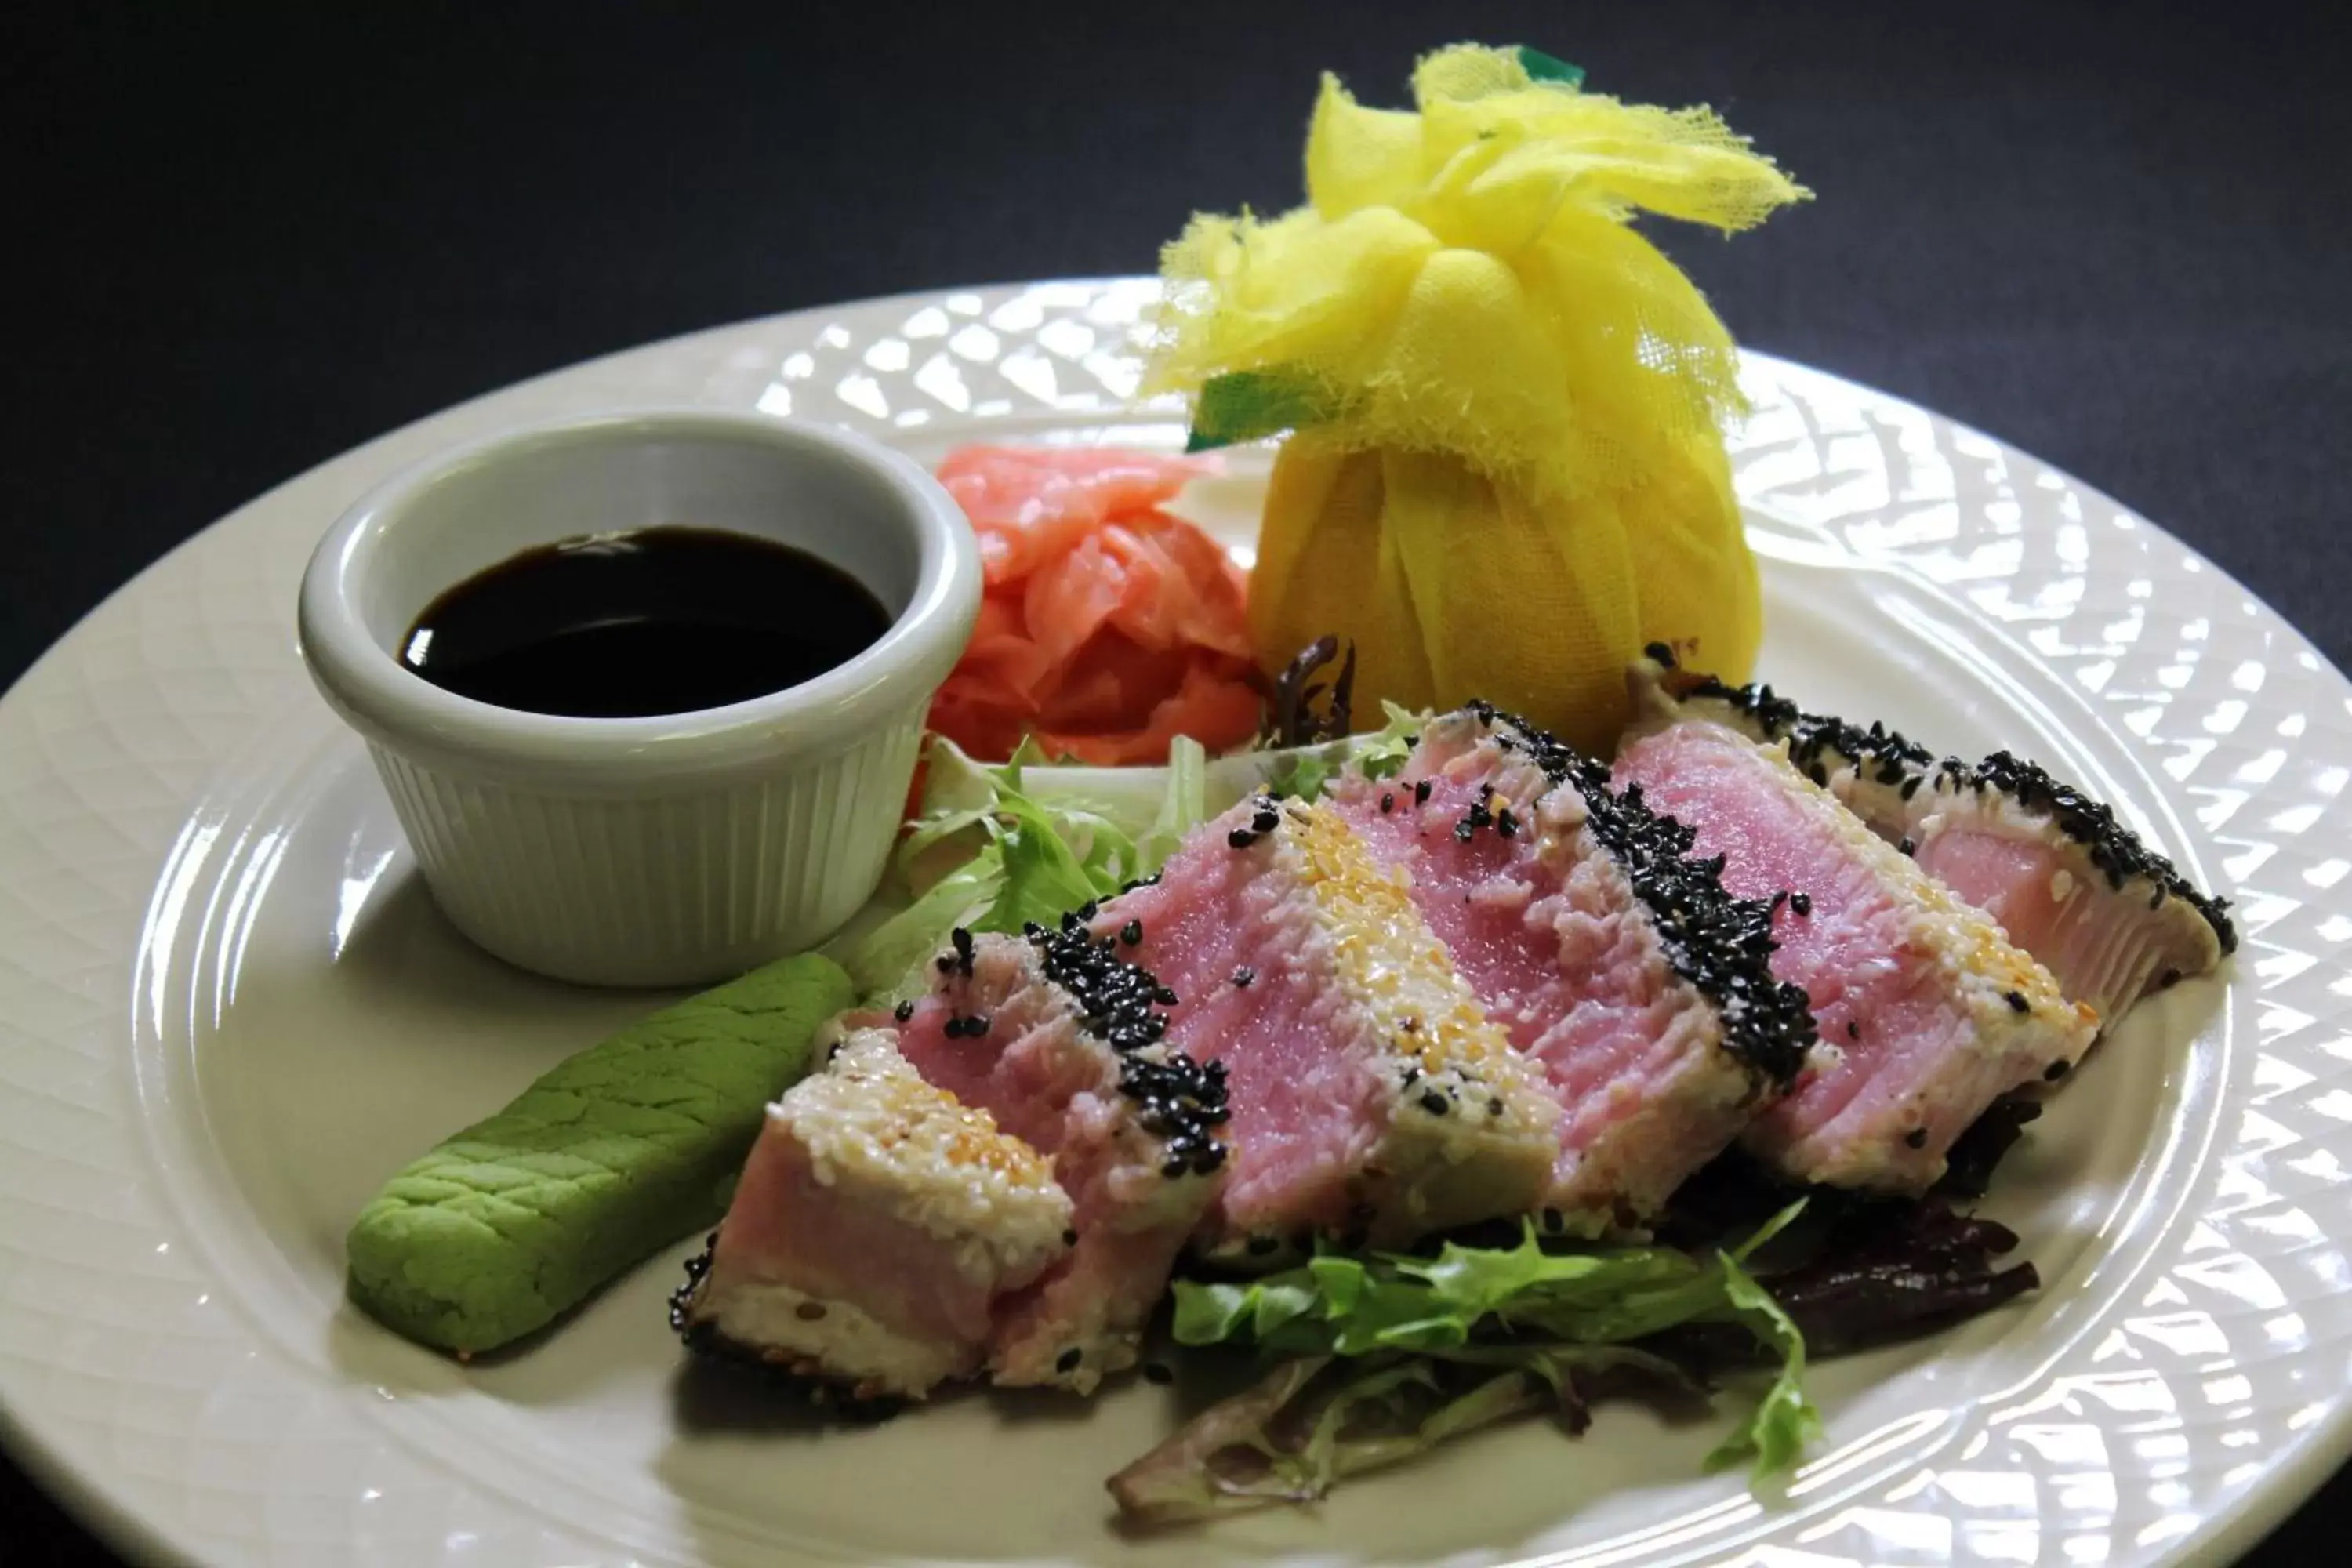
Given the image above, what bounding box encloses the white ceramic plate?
[1,279,2345,1568]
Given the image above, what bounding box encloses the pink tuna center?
[1339,768,1719,1193]
[716,1126,999,1347]
[1104,850,1392,1238]
[1616,728,1970,1142]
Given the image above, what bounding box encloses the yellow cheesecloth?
[1148,45,1806,752]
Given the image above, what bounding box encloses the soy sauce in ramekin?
[401,527,891,718]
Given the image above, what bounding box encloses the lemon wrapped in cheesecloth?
[1148,45,1807,752]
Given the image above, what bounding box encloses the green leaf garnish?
[1704,1249,1823,1475]
[1515,46,1587,88]
[1262,750,1336,803]
[832,735,1216,1000]
[1185,368,1337,452]
[1173,1205,1811,1359]
[1353,700,1426,782]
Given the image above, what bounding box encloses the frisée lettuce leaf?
[1261,700,1423,802]
[1705,1250,1819,1474]
[1171,1202,1808,1359]
[833,735,1211,999]
[1113,1204,1820,1523]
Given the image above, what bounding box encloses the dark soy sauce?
[401,526,893,718]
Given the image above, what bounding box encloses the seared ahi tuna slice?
[896,927,1227,1393]
[1098,794,1560,1256]
[1331,707,1815,1230]
[1631,652,2234,1022]
[673,1028,1073,1400]
[1614,717,2098,1193]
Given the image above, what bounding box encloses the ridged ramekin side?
[368,713,921,988]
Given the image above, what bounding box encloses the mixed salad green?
[1113,1206,1818,1523]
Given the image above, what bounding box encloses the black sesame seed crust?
[1671,674,2235,952]
[1674,672,1937,786]
[1970,750,2235,950]
[1462,702,1817,1088]
[1024,912,1231,1178]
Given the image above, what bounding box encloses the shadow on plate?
[666,1351,1167,1435]
[328,867,679,1033]
[668,1354,874,1438]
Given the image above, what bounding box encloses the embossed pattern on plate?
[0,281,2346,1568]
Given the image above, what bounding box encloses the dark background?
[3,2,2346,1562]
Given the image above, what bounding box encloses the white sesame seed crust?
[1269,800,1560,1238]
[694,1278,975,1399]
[775,1029,1073,1283]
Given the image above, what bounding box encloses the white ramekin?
[296,408,979,988]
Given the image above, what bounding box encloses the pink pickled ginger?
[929,445,1260,765]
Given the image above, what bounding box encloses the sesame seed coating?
[1024,913,1229,1176]
[1282,795,1529,1087]
[1674,671,2234,951]
[1464,701,1817,1087]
